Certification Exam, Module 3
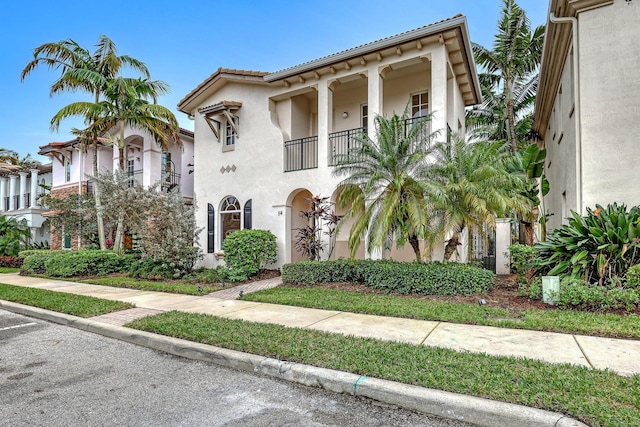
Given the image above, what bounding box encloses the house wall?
[578,0,640,210]
[543,50,578,229]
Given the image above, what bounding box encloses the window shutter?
[207,203,215,253]
[243,199,252,230]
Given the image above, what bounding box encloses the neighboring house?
[0,163,53,246]
[38,125,194,249]
[178,15,481,268]
[534,0,640,230]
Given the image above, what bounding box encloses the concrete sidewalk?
[2,273,640,376]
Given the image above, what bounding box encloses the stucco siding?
[578,1,640,209]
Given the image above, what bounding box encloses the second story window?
[411,91,429,118]
[65,158,71,182]
[361,104,368,131]
[223,116,238,152]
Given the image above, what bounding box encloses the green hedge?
[18,249,63,259]
[282,259,495,296]
[222,229,278,281]
[21,250,135,277]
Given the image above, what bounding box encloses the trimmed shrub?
[626,264,640,289]
[18,249,63,259]
[129,258,186,280]
[222,230,278,281]
[21,250,134,277]
[554,278,639,312]
[282,260,495,296]
[185,267,230,284]
[21,253,53,274]
[43,251,135,277]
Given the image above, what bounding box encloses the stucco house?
[178,15,481,268]
[0,163,52,246]
[534,0,640,230]
[38,125,194,249]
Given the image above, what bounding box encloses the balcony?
[284,136,318,172]
[329,127,366,166]
[161,170,181,192]
[403,117,432,144]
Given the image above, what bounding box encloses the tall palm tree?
[50,76,181,252]
[333,111,434,261]
[21,35,151,250]
[421,136,528,260]
[467,0,544,152]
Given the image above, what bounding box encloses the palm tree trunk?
[506,78,518,153]
[92,141,107,250]
[444,232,460,261]
[114,121,126,252]
[408,234,421,262]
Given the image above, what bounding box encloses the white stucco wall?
[578,0,640,210]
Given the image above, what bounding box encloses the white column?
[495,218,512,275]
[317,81,332,169]
[0,177,6,212]
[18,172,28,209]
[367,67,384,141]
[30,169,39,208]
[430,44,448,141]
[8,175,17,211]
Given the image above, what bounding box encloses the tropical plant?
[466,0,545,152]
[333,110,434,261]
[421,136,528,260]
[0,216,32,256]
[293,195,338,261]
[22,35,151,250]
[536,203,640,286]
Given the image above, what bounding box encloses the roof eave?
[264,15,469,82]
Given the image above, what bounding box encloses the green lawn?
[79,277,222,295]
[0,283,133,317]
[0,267,20,274]
[128,311,640,427]
[241,286,640,339]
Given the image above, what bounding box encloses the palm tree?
[468,0,544,152]
[333,111,434,261]
[421,136,528,260]
[21,35,151,250]
[50,76,181,252]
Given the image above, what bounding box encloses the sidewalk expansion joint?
[419,321,441,345]
[303,311,343,329]
[572,335,594,369]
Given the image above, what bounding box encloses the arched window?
[207,203,215,253]
[243,199,252,230]
[220,196,241,242]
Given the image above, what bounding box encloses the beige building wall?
[578,1,640,210]
[540,0,640,230]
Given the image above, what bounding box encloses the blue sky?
[1,0,547,162]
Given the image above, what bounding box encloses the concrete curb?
[0,300,588,427]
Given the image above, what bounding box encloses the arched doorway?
[288,189,313,262]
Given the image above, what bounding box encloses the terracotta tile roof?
[179,128,194,138]
[266,14,465,80]
[177,68,269,112]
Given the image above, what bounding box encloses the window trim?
[220,196,241,242]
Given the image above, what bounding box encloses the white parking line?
[0,322,37,331]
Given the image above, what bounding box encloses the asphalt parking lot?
[0,309,472,426]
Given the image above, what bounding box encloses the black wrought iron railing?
[284,136,318,172]
[161,170,181,192]
[24,193,31,208]
[13,195,19,210]
[329,127,366,166]
[403,117,431,143]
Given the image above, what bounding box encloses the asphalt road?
[0,309,473,427]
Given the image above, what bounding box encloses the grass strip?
[128,311,640,427]
[241,286,640,339]
[0,268,20,274]
[0,283,133,317]
[80,277,222,295]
